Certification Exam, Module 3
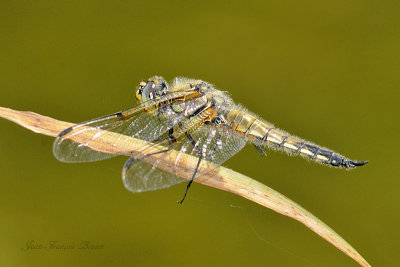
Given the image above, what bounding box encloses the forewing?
[122,124,247,193]
[53,103,186,163]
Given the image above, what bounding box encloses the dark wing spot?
[116,112,125,118]
[58,127,73,137]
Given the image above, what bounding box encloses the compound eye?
[141,81,157,102]
[135,81,147,103]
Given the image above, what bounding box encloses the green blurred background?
[0,1,398,266]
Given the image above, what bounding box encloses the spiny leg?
[177,133,201,204]
[178,154,202,204]
[178,130,223,203]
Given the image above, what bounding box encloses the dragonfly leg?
[178,132,201,204]
[178,153,201,204]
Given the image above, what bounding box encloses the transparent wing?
[53,98,189,163]
[122,158,186,192]
[122,124,247,193]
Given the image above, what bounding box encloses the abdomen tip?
[347,160,369,168]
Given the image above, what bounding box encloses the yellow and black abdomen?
[224,109,367,168]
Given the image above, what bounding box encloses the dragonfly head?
[136,76,168,103]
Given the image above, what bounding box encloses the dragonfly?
[53,76,368,203]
